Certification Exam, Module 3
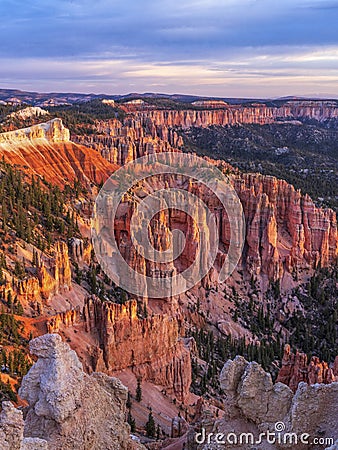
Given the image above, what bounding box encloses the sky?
[0,0,338,98]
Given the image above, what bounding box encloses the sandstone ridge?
[0,118,70,144]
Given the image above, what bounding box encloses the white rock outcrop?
[0,401,48,450]
[201,356,338,450]
[0,118,70,144]
[0,333,145,450]
[8,106,49,121]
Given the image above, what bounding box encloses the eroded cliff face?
[73,118,182,165]
[235,173,338,279]
[36,241,72,302]
[95,164,337,291]
[75,111,337,286]
[15,333,144,450]
[6,241,73,308]
[0,120,116,186]
[0,119,70,144]
[132,101,337,129]
[68,237,92,268]
[83,296,191,401]
[276,344,338,392]
[47,307,79,333]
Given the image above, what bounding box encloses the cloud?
[0,0,337,96]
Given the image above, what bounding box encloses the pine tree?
[127,411,136,432]
[126,391,132,409]
[136,379,142,402]
[145,411,156,438]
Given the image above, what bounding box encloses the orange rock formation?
[277,344,338,391]
[83,296,191,401]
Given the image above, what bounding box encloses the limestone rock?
[220,356,293,424]
[289,381,338,442]
[205,356,338,449]
[0,401,24,450]
[19,333,145,450]
[21,437,49,450]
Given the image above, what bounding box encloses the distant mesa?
[192,99,228,108]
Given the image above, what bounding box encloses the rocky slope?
[0,119,116,186]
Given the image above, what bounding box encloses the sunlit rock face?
[83,296,192,402]
[0,119,70,144]
[277,344,338,392]
[0,120,116,186]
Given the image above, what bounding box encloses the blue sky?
[1,0,338,97]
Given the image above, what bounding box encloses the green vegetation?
[0,160,81,248]
[50,99,126,134]
[0,378,17,403]
[182,122,338,211]
[190,327,284,396]
[284,266,338,362]
[145,410,156,438]
[136,379,142,402]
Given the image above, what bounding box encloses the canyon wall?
[95,162,337,288]
[83,296,191,401]
[72,106,337,284]
[235,173,338,279]
[73,118,182,165]
[132,101,337,129]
